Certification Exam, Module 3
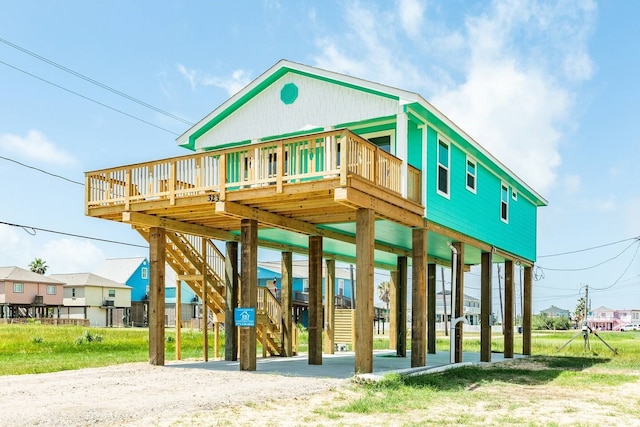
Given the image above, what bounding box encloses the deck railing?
[85,129,422,210]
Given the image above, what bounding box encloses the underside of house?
[84,60,546,373]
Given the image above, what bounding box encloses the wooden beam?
[355,208,375,374]
[427,263,436,355]
[411,228,426,367]
[240,219,257,371]
[396,256,407,357]
[480,251,493,362]
[453,242,464,363]
[504,260,514,358]
[224,241,238,361]
[123,211,237,241]
[308,236,323,365]
[148,227,165,366]
[523,266,533,356]
[324,259,335,354]
[335,187,424,228]
[281,252,293,357]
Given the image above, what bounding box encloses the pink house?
[0,266,64,319]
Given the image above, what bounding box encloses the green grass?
[0,324,225,375]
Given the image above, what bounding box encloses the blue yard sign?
[234,308,256,327]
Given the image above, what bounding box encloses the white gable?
[196,72,400,151]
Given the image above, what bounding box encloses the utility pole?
[441,266,448,336]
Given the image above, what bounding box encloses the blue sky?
[0,0,638,315]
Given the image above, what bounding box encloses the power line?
[589,241,640,291]
[0,59,180,136]
[538,236,640,258]
[537,239,639,272]
[0,155,83,186]
[0,36,194,126]
[0,220,148,249]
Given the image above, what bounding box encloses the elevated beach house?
[85,60,546,372]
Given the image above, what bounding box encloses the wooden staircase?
[136,228,284,356]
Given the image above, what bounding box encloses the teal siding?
[407,120,423,169]
[426,126,537,261]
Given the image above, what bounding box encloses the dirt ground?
[1,359,639,426]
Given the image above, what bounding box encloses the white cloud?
[398,0,425,39]
[177,64,252,97]
[40,238,104,274]
[311,0,596,196]
[0,130,75,165]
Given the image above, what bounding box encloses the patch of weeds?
[76,330,104,344]
[166,335,175,343]
[31,336,44,344]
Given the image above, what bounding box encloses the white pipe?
[447,243,468,364]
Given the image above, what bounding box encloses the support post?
[324,258,336,354]
[411,228,427,367]
[175,278,182,360]
[427,263,436,354]
[308,236,323,365]
[453,242,464,363]
[480,251,493,362]
[523,266,533,355]
[224,242,238,361]
[240,219,257,371]
[396,256,407,357]
[281,252,293,357]
[389,270,398,350]
[504,260,514,358]
[202,239,208,362]
[355,208,375,373]
[148,227,166,366]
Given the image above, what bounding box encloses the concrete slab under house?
[84,59,547,374]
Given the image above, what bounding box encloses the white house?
[52,273,131,327]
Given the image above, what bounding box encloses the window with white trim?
[13,283,24,293]
[338,279,344,296]
[501,183,509,223]
[141,267,148,279]
[512,189,518,201]
[46,285,56,295]
[466,157,477,193]
[108,289,116,298]
[437,138,450,197]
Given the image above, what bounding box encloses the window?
[72,288,76,298]
[303,279,309,292]
[108,289,116,298]
[501,183,509,223]
[368,135,391,153]
[466,157,477,193]
[437,139,450,197]
[338,279,344,296]
[141,267,148,279]
[13,283,24,293]
[512,189,518,201]
[46,285,56,295]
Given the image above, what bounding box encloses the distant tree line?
[532,314,572,330]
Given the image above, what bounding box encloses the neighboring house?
[0,266,64,319]
[258,259,355,327]
[164,267,200,327]
[588,306,616,331]
[94,257,149,326]
[435,290,480,326]
[50,273,132,327]
[539,305,570,318]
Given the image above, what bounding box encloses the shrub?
[31,336,44,344]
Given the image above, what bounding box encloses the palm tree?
[29,258,48,275]
[377,281,391,321]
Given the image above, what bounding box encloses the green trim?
[203,140,251,152]
[336,115,396,130]
[260,127,325,142]
[182,66,400,151]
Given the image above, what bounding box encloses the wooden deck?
[85,129,424,244]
